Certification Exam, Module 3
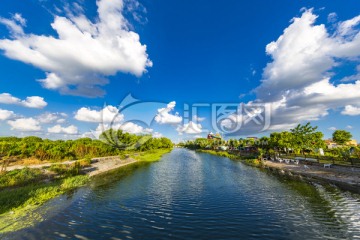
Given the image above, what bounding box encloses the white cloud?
[85,121,153,138]
[56,118,66,124]
[48,124,78,134]
[341,105,360,116]
[0,93,47,109]
[256,9,336,101]
[37,113,58,123]
[245,9,360,134]
[176,121,202,135]
[75,105,124,123]
[193,115,205,122]
[346,125,353,129]
[328,127,337,131]
[0,0,152,97]
[327,12,337,23]
[337,15,360,37]
[0,109,15,121]
[155,101,182,124]
[152,132,163,138]
[0,14,25,36]
[118,122,153,134]
[7,117,41,131]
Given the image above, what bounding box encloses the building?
[346,139,358,147]
[207,132,222,140]
[325,139,337,149]
[325,138,358,148]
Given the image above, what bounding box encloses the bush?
[0,168,45,189]
[48,162,82,177]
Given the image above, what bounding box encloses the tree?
[290,122,324,157]
[332,130,352,145]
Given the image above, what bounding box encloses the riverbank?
[263,160,360,194]
[196,149,264,167]
[0,148,172,233]
[195,149,360,193]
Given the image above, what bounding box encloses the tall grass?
[133,148,172,162]
[0,168,46,189]
[0,175,89,215]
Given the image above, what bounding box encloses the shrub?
[0,168,45,189]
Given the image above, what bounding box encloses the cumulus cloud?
[341,105,360,116]
[155,101,182,124]
[56,118,66,124]
[118,122,153,134]
[247,9,360,134]
[7,117,41,131]
[37,112,67,123]
[85,121,153,138]
[328,127,337,131]
[346,125,353,129]
[176,121,203,135]
[0,93,47,109]
[75,105,124,123]
[0,0,152,97]
[48,124,78,134]
[0,109,15,121]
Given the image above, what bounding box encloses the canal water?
[5,149,360,239]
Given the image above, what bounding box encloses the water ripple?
[4,149,360,240]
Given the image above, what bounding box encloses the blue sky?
[0,0,360,142]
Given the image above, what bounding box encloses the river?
[4,149,360,239]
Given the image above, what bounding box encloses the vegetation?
[0,130,173,172]
[196,149,241,159]
[0,129,173,232]
[332,130,352,145]
[182,122,359,166]
[133,149,172,162]
[0,168,45,189]
[290,123,325,156]
[0,175,89,233]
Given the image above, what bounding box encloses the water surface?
[4,149,360,239]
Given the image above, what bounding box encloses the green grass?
[243,159,264,167]
[196,149,263,167]
[0,148,171,233]
[196,149,242,160]
[48,162,82,177]
[133,148,172,162]
[0,175,89,233]
[0,175,89,215]
[0,168,46,189]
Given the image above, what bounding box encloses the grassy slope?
[0,148,172,233]
[196,149,263,167]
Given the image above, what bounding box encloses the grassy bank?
[118,148,172,162]
[196,149,241,159]
[196,149,264,167]
[0,175,89,233]
[0,175,89,215]
[0,148,172,233]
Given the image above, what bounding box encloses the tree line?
[0,130,173,163]
[182,123,359,164]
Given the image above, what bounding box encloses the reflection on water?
[2,149,360,239]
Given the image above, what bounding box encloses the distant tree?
[332,130,352,145]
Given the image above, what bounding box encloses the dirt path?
[264,160,360,192]
[5,156,138,177]
[6,160,75,171]
[84,157,137,177]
